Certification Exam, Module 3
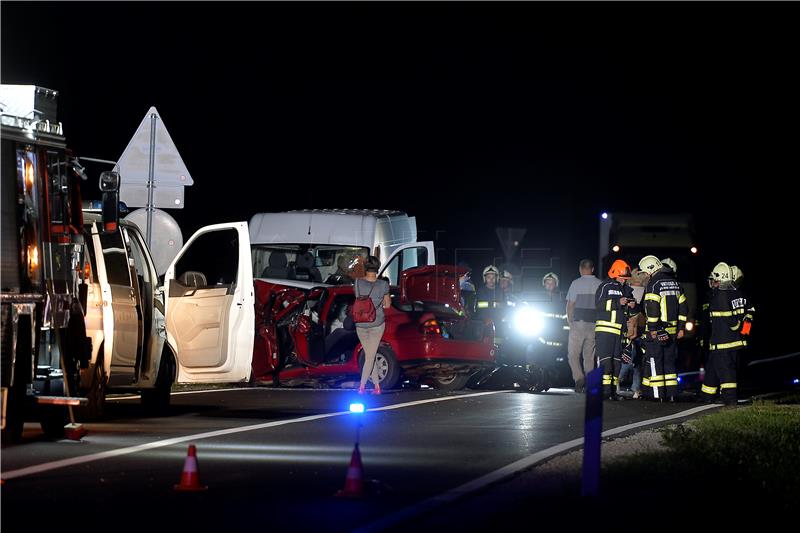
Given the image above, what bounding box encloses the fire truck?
[1,85,119,441]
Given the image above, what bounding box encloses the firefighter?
[595,259,634,400]
[730,265,755,332]
[476,265,503,307]
[660,257,678,273]
[500,270,516,304]
[702,262,747,405]
[538,272,568,354]
[639,255,688,402]
[542,272,560,301]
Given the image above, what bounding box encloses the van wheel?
[432,373,469,391]
[141,348,174,414]
[358,344,401,390]
[2,311,31,443]
[79,355,107,421]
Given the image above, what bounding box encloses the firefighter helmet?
[482,265,500,280]
[608,259,632,280]
[638,255,662,275]
[502,270,513,281]
[710,262,731,283]
[730,265,743,283]
[542,272,559,287]
[661,257,677,273]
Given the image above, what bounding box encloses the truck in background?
[1,85,120,441]
[598,211,703,369]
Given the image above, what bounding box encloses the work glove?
[656,329,670,345]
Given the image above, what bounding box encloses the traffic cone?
[335,443,365,498]
[174,444,208,492]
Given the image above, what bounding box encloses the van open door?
[378,241,435,287]
[164,222,254,383]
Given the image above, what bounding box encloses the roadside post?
[582,366,603,497]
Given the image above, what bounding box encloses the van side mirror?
[99,171,120,233]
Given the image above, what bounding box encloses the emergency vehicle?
[1,85,107,440]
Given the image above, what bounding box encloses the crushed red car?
[251,265,496,390]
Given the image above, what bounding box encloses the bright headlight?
[514,307,544,337]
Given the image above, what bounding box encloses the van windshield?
[252,244,368,285]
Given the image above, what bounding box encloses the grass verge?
[605,393,800,509]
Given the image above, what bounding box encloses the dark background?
[2,2,797,356]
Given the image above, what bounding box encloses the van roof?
[287,209,407,217]
[249,210,416,247]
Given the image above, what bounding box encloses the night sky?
[2,2,798,353]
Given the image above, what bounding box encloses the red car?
[251,265,496,390]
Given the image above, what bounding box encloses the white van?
[248,209,435,286]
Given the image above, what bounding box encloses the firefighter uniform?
[641,266,688,401]
[702,284,747,405]
[594,261,632,399]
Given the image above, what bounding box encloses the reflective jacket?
[595,278,627,336]
[709,286,748,352]
[643,268,688,335]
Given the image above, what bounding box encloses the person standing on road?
[618,268,647,398]
[355,256,392,395]
[595,260,634,400]
[702,262,747,406]
[639,255,688,402]
[476,265,503,307]
[566,259,602,392]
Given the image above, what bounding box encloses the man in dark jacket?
[639,255,688,402]
[702,262,747,405]
[595,259,634,400]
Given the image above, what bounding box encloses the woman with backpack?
[353,256,392,394]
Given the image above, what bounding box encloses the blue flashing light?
[677,377,682,383]
[349,402,365,413]
[601,212,609,220]
[793,378,799,385]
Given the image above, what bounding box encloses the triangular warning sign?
[116,107,193,186]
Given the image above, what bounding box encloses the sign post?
[582,366,603,497]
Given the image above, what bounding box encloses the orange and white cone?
[174,444,208,492]
[335,443,365,498]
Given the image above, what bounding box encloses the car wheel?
[432,373,469,391]
[358,344,401,390]
[79,353,107,421]
[141,347,174,414]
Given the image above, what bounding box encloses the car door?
[378,241,436,287]
[92,225,139,386]
[164,222,254,383]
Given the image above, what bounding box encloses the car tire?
[141,347,174,414]
[432,373,470,391]
[1,307,27,443]
[79,353,107,421]
[358,344,401,390]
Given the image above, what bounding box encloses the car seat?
[289,252,322,282]
[178,271,207,287]
[261,251,289,279]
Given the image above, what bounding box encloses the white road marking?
[353,403,722,533]
[1,390,509,480]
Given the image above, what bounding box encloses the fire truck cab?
[1,85,100,440]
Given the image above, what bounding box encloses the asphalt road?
[0,385,721,532]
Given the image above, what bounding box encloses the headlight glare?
[514,307,544,337]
